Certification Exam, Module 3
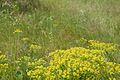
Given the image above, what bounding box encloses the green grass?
[0,0,120,80]
[0,0,120,54]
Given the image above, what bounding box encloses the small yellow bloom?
[13,29,22,33]
[30,44,41,50]
[113,78,116,80]
[22,37,29,41]
[73,72,78,76]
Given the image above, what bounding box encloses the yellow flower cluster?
[88,40,119,52]
[29,44,41,54]
[30,44,41,50]
[79,38,87,43]
[27,59,46,79]
[0,54,7,61]
[27,65,45,79]
[27,46,120,80]
[27,59,46,67]
[0,55,8,74]
[0,63,8,71]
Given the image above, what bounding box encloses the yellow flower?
[80,38,87,43]
[109,78,116,80]
[21,37,29,41]
[115,65,120,71]
[113,78,116,80]
[0,55,6,60]
[58,70,62,75]
[66,75,70,79]
[73,72,78,76]
[62,74,66,78]
[30,44,41,50]
[13,29,23,33]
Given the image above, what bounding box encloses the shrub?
[26,40,120,80]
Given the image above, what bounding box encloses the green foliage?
[0,0,120,80]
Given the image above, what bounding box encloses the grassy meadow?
[0,0,120,80]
